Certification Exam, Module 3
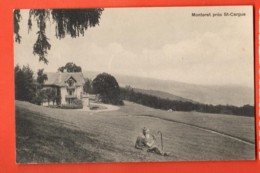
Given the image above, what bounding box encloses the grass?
[15,100,255,163]
[16,107,107,163]
[118,101,255,143]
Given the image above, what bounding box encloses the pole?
[158,131,163,152]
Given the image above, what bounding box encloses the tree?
[37,68,48,86]
[44,88,57,106]
[92,73,123,105]
[58,62,82,72]
[14,9,104,64]
[15,65,35,102]
[31,89,47,105]
[84,78,94,94]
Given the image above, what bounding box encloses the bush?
[46,98,83,109]
[58,99,83,109]
[59,104,83,109]
[72,98,83,106]
[31,96,43,105]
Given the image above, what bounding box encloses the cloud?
[14,7,253,88]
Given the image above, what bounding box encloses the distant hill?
[132,88,197,103]
[83,71,254,106]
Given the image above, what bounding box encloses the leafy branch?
[14,8,104,64]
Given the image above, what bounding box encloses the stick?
[158,131,163,152]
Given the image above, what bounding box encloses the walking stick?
[157,131,163,152]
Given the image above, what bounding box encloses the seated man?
[135,127,170,156]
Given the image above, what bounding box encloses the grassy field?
[15,100,255,163]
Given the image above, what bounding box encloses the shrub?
[31,96,43,105]
[72,98,83,106]
[58,99,83,109]
[46,98,83,109]
[59,104,83,109]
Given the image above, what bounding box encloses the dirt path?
[73,103,120,112]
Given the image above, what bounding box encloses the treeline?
[120,86,254,117]
[15,65,36,103]
[15,65,55,105]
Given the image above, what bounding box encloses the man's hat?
[143,127,150,133]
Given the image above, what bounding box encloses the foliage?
[31,89,47,105]
[120,86,254,117]
[58,62,82,72]
[55,94,62,105]
[44,88,58,106]
[15,65,55,105]
[59,103,83,109]
[37,68,48,87]
[33,69,61,105]
[92,73,123,105]
[14,9,104,63]
[31,87,59,106]
[15,65,35,102]
[29,10,51,64]
[72,98,83,107]
[14,10,22,43]
[84,78,94,94]
[49,98,83,109]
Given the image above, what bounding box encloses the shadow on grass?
[15,107,112,163]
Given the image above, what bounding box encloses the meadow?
[15,100,255,163]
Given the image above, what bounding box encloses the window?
[68,79,74,87]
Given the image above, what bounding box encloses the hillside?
[132,88,197,103]
[83,71,254,106]
[16,100,255,163]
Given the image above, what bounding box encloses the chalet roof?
[44,72,85,87]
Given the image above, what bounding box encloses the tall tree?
[14,9,104,64]
[15,65,35,102]
[84,78,94,94]
[44,88,57,106]
[58,62,82,72]
[92,73,123,105]
[37,68,48,86]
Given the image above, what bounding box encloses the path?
[76,102,120,112]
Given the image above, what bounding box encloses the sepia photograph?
[14,6,255,163]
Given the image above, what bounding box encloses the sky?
[14,6,254,88]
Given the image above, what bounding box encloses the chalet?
[43,71,85,105]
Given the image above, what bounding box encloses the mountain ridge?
[83,71,254,106]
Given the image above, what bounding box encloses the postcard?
[14,6,255,163]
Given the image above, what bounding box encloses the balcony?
[66,85,76,90]
[65,95,77,99]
